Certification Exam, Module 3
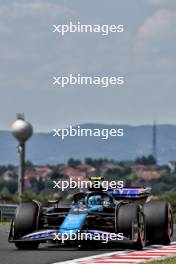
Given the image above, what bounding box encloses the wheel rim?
[139,213,145,247]
[167,207,173,239]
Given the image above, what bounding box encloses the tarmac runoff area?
[0,225,176,264]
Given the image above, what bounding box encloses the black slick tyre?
[144,201,173,245]
[14,201,41,249]
[116,203,145,250]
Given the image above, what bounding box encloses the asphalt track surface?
[1,225,176,264]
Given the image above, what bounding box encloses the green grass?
[141,256,176,264]
[0,221,10,226]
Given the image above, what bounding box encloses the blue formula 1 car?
[8,184,173,250]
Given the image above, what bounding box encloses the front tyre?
[13,200,42,250]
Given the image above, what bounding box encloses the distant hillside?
[0,124,176,165]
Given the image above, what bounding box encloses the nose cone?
[59,213,87,234]
[11,119,33,143]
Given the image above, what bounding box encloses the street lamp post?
[18,143,25,194]
[11,114,33,201]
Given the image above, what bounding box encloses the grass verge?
[142,256,176,264]
[0,221,10,226]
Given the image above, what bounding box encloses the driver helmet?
[88,195,102,205]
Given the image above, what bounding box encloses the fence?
[0,204,17,222]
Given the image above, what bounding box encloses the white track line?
[53,243,176,264]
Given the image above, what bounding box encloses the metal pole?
[0,209,2,222]
[18,143,25,201]
[11,115,33,202]
[152,121,157,164]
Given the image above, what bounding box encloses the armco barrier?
[0,201,71,222]
[0,204,17,222]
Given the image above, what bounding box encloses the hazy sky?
[0,0,176,132]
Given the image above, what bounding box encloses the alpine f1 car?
[9,183,173,250]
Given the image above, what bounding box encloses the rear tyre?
[14,200,41,250]
[116,203,145,250]
[144,201,173,245]
[134,211,145,250]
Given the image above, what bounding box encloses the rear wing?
[107,187,151,199]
